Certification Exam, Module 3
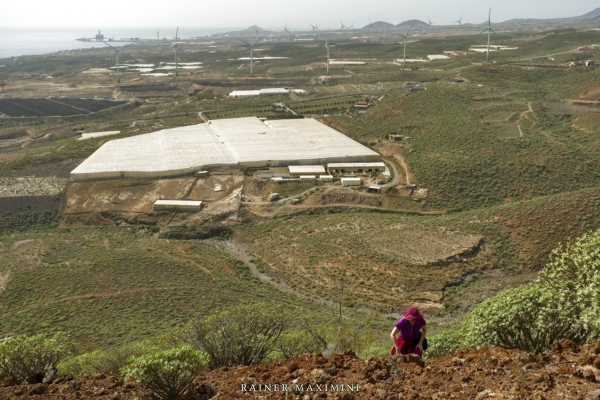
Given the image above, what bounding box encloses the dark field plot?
[0,98,126,117]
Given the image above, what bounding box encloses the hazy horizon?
[2,1,599,30]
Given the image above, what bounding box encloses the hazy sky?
[2,0,599,30]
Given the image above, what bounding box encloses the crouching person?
[390,306,427,358]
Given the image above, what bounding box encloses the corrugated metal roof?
[328,162,385,168]
[288,165,326,174]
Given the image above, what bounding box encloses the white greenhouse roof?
[71,117,380,181]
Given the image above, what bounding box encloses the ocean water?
[0,27,237,59]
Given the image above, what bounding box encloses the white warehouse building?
[71,117,381,181]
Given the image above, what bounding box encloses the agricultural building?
[71,117,380,181]
[328,162,386,173]
[288,165,326,176]
[427,54,450,61]
[299,175,316,180]
[319,175,333,182]
[229,88,289,97]
[341,177,362,186]
[153,200,202,212]
[78,131,121,141]
[328,61,366,65]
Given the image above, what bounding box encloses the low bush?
[424,329,464,359]
[60,330,185,377]
[276,330,325,359]
[189,303,290,369]
[122,345,208,400]
[0,333,72,383]
[60,345,144,377]
[540,229,600,337]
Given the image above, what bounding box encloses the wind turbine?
[340,20,347,39]
[309,23,320,39]
[238,36,265,77]
[171,26,180,77]
[102,41,133,83]
[325,40,330,75]
[349,23,354,38]
[394,22,415,71]
[480,8,496,63]
[427,17,434,35]
[282,24,290,40]
[455,15,463,36]
[369,19,373,37]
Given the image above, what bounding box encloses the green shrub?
[424,328,464,359]
[189,303,290,369]
[122,345,207,400]
[60,330,185,377]
[0,333,72,383]
[462,284,589,353]
[59,345,145,377]
[539,229,600,337]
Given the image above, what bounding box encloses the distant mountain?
[493,7,600,27]
[361,21,395,29]
[242,25,263,32]
[396,20,430,30]
[575,7,600,20]
[213,26,276,38]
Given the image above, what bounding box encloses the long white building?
[70,117,380,181]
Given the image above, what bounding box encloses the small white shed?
[341,177,362,186]
[153,200,203,212]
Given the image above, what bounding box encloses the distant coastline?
[0,27,237,59]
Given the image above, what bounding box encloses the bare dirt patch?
[61,173,244,227]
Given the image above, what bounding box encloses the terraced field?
[0,98,126,117]
[237,211,491,312]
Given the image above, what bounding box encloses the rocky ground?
[0,177,67,197]
[1,340,599,399]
